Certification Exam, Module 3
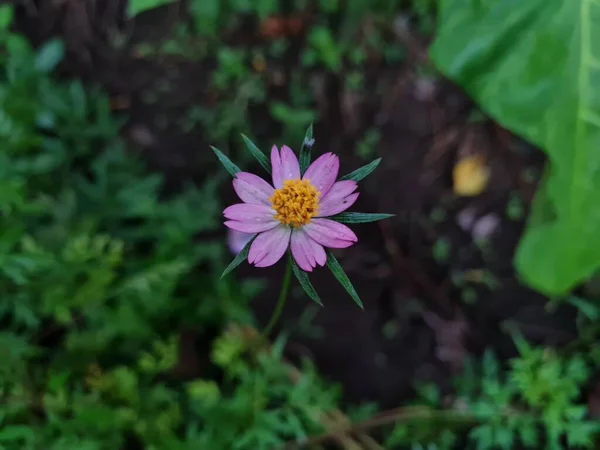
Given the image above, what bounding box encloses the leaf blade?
[211,146,241,177]
[299,123,314,174]
[330,212,395,224]
[325,250,363,309]
[291,259,323,306]
[430,0,600,295]
[221,236,256,279]
[241,134,271,174]
[340,158,381,182]
[127,0,176,18]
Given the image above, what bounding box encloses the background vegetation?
[1,0,600,449]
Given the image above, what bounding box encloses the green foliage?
[211,145,242,176]
[292,259,323,306]
[127,0,176,18]
[0,23,275,449]
[331,212,395,223]
[298,123,314,174]
[221,236,256,279]
[430,0,600,296]
[187,326,339,449]
[387,346,599,450]
[340,157,382,182]
[325,250,364,309]
[241,134,271,174]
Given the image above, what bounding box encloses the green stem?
[262,254,293,338]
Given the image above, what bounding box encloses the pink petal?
[290,228,326,272]
[271,145,300,188]
[224,220,278,233]
[304,218,358,248]
[233,172,275,206]
[223,203,278,233]
[318,180,359,216]
[248,225,291,268]
[227,229,255,255]
[319,193,359,217]
[302,153,339,196]
[223,203,275,222]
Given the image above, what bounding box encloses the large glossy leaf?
[430,0,600,295]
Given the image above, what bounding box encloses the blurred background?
[1,0,599,449]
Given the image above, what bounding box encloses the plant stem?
[262,254,293,338]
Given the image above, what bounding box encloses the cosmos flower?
[223,145,359,272]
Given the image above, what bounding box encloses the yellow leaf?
[453,154,490,196]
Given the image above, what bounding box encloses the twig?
[286,406,476,448]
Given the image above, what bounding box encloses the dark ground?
[13,0,579,411]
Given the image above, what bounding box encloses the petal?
[319,193,359,217]
[302,153,339,196]
[271,145,300,188]
[223,203,275,222]
[280,145,301,181]
[233,172,275,206]
[227,229,255,255]
[318,180,359,216]
[223,203,278,233]
[290,228,326,272]
[224,220,278,233]
[248,225,291,268]
[271,145,282,188]
[304,218,358,249]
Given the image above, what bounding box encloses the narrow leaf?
[35,39,65,73]
[221,236,256,279]
[331,212,395,224]
[299,123,314,174]
[0,5,14,31]
[127,0,176,18]
[241,134,271,174]
[340,157,381,182]
[325,250,363,309]
[292,259,323,305]
[211,146,241,177]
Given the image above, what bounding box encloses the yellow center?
[270,179,320,227]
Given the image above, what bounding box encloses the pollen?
[270,179,320,227]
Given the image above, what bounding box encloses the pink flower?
[223,145,359,272]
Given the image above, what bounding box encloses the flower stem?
[262,254,293,338]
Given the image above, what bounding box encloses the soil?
[14,0,580,412]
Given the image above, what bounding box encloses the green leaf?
[299,123,314,174]
[221,236,256,279]
[241,134,271,174]
[211,146,241,177]
[430,0,600,295]
[325,250,363,309]
[270,102,317,127]
[330,212,394,224]
[0,5,13,31]
[292,259,323,305]
[340,158,381,182]
[35,39,64,73]
[127,0,176,18]
[0,425,35,442]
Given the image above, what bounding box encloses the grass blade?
[292,258,323,305]
[339,157,381,182]
[330,212,395,224]
[325,250,363,309]
[211,146,241,177]
[241,134,271,174]
[221,236,256,279]
[299,123,315,174]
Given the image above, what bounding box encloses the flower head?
[223,145,359,272]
